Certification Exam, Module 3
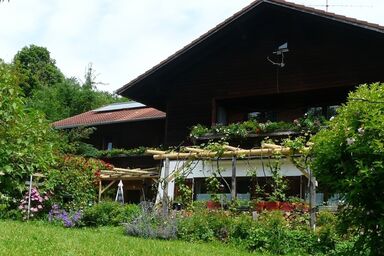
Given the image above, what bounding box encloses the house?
[116,0,384,204]
[53,102,166,203]
[53,102,165,151]
[118,0,384,145]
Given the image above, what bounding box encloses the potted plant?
[205,175,221,209]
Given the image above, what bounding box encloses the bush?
[82,201,140,227]
[177,210,216,242]
[0,61,60,212]
[177,209,254,243]
[125,202,178,240]
[311,83,384,254]
[44,156,112,209]
[245,211,342,255]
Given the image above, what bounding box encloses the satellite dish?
[274,42,289,55]
[267,42,289,67]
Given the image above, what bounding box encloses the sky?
[0,0,383,94]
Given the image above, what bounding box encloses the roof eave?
[53,116,166,130]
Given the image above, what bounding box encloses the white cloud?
[0,0,382,93]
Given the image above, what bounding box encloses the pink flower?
[37,205,43,209]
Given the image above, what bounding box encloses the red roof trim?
[53,107,165,129]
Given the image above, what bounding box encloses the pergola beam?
[151,148,293,160]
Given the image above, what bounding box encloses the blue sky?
[0,0,383,93]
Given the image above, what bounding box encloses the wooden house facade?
[117,0,384,146]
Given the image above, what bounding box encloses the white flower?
[330,116,335,121]
[358,127,364,134]
[346,138,356,145]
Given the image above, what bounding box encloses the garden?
[1,57,384,255]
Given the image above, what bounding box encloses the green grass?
[0,220,257,256]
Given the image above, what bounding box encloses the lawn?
[0,220,257,256]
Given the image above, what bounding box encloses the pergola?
[146,143,317,229]
[97,167,160,202]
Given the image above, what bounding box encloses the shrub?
[246,211,323,255]
[311,83,384,254]
[178,209,254,243]
[0,61,59,213]
[81,201,140,227]
[44,156,112,209]
[125,202,177,240]
[177,210,216,242]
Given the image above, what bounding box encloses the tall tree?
[28,62,125,121]
[13,45,64,96]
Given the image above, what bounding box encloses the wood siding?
[163,5,384,145]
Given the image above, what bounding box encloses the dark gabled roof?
[53,103,165,129]
[116,0,384,98]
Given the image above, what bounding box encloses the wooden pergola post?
[231,156,237,201]
[162,157,170,216]
[309,167,317,231]
[98,180,102,203]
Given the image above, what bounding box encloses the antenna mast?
[307,1,372,12]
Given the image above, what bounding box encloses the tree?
[0,61,60,210]
[29,73,124,122]
[13,45,64,96]
[311,82,384,255]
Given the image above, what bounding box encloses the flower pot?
[206,200,221,210]
[264,201,280,211]
[279,202,294,212]
[255,201,265,212]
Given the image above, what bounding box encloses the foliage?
[246,211,337,255]
[205,175,221,202]
[58,127,99,156]
[174,175,193,208]
[30,76,125,122]
[125,202,178,240]
[178,210,253,243]
[202,141,228,157]
[177,209,344,255]
[0,61,60,211]
[13,45,125,122]
[95,147,148,158]
[44,156,112,209]
[0,220,255,256]
[81,201,140,227]
[266,155,288,202]
[13,44,64,96]
[311,83,384,255]
[189,115,325,140]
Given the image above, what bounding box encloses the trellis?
[97,167,160,202]
[146,143,317,229]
